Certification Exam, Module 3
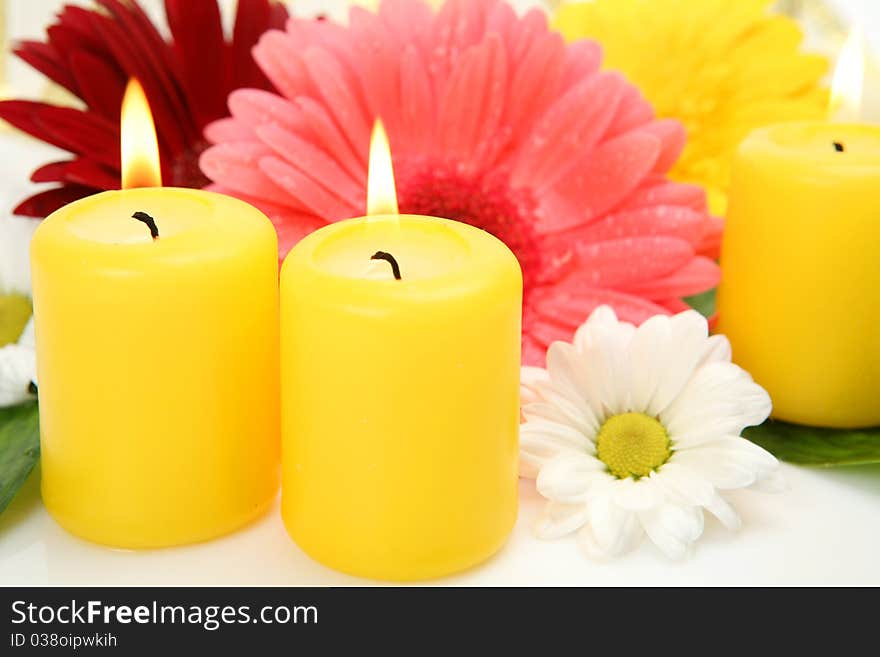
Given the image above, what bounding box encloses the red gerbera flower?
[0,0,288,217]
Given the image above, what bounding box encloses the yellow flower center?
[0,293,32,347]
[596,412,671,479]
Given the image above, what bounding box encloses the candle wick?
[833,141,846,153]
[132,211,159,239]
[371,251,402,280]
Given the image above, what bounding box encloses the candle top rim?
[282,214,522,294]
[32,187,275,255]
[741,121,880,170]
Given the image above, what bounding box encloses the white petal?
[521,418,591,451]
[572,305,619,352]
[522,400,596,439]
[640,503,704,559]
[570,305,635,416]
[17,317,35,349]
[0,344,37,407]
[689,436,779,473]
[704,492,741,531]
[670,448,758,490]
[534,500,590,539]
[579,335,632,417]
[627,314,669,412]
[521,366,550,406]
[519,460,540,480]
[674,436,780,490]
[610,476,665,511]
[578,497,642,559]
[519,419,592,476]
[546,341,583,399]
[662,362,772,447]
[751,468,789,493]
[534,381,600,435]
[523,400,577,427]
[536,454,607,503]
[545,340,605,426]
[650,463,716,507]
[699,334,731,367]
[645,311,709,416]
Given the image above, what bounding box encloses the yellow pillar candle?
[717,121,880,428]
[281,214,522,580]
[30,79,280,547]
[31,187,280,547]
[281,122,521,580]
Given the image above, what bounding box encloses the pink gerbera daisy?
[200,0,721,365]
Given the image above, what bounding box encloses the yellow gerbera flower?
[554,0,828,214]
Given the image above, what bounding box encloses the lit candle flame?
[366,119,399,216]
[830,27,865,122]
[121,78,162,189]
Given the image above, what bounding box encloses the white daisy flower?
[0,216,39,407]
[520,305,782,560]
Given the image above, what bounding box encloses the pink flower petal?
[507,8,552,65]
[572,236,695,289]
[256,123,364,210]
[349,7,404,126]
[640,119,686,174]
[378,0,435,42]
[511,71,623,192]
[484,0,518,52]
[199,142,295,208]
[295,97,368,181]
[624,179,708,214]
[253,30,317,101]
[522,336,549,367]
[259,155,359,220]
[438,35,507,166]
[431,0,490,82]
[204,117,254,144]
[557,206,708,248]
[697,215,724,259]
[228,88,304,132]
[559,39,602,92]
[605,83,654,138]
[274,213,329,259]
[621,256,721,300]
[537,130,661,233]
[656,298,693,314]
[532,286,671,330]
[398,44,437,155]
[302,46,372,159]
[527,317,577,350]
[500,26,566,152]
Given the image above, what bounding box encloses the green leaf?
[0,401,40,515]
[744,420,880,467]
[684,289,716,318]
